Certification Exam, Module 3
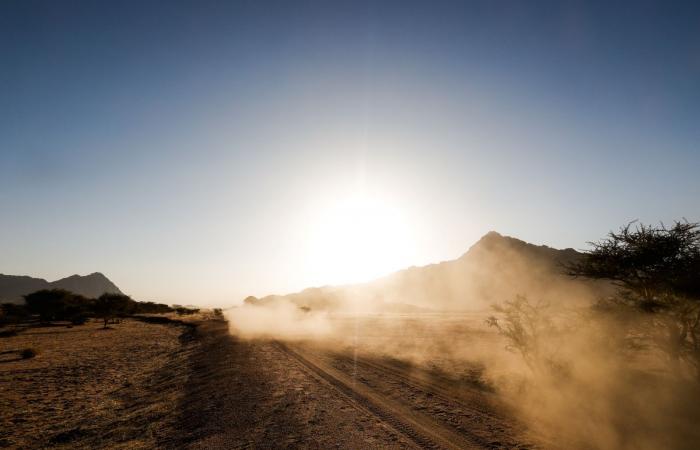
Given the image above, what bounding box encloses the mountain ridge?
[0,272,123,304]
[244,231,609,312]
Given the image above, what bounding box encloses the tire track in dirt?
[172,322,417,449]
[277,342,485,450]
[335,353,499,416]
[324,351,537,449]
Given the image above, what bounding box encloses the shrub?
[0,303,30,325]
[94,293,133,328]
[70,315,88,325]
[133,301,173,314]
[23,289,91,323]
[19,288,179,329]
[487,295,570,377]
[175,307,199,316]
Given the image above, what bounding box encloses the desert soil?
[0,319,195,449]
[1,319,538,449]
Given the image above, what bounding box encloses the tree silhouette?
[568,220,700,375]
[94,293,132,328]
[486,296,555,372]
[23,289,90,324]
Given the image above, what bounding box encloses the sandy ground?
[1,317,537,449]
[169,320,417,449]
[0,319,196,449]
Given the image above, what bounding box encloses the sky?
[1,0,699,306]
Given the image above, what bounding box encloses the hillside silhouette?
[0,272,122,304]
[245,231,612,312]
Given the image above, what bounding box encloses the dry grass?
[0,319,197,449]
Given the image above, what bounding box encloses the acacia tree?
[94,293,132,328]
[486,296,556,372]
[567,220,700,375]
[23,289,90,324]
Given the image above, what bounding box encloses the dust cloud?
[224,233,700,449]
[226,301,332,340]
[485,303,700,450]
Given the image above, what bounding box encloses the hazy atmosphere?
[2,1,699,304]
[2,2,700,449]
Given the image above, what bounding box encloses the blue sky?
[1,1,698,305]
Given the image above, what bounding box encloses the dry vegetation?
[2,222,698,449]
[0,312,536,449]
[221,221,700,449]
[3,309,699,449]
[0,319,197,449]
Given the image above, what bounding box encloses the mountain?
[48,273,123,299]
[245,232,612,312]
[0,275,50,303]
[0,272,123,304]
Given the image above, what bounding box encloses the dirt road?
[278,343,537,450]
[167,320,416,449]
[1,319,538,449]
[171,321,537,449]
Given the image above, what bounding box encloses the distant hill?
[0,275,49,303]
[245,231,612,312]
[0,272,123,304]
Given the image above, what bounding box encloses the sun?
[304,192,415,285]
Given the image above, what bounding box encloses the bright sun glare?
[305,192,415,285]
